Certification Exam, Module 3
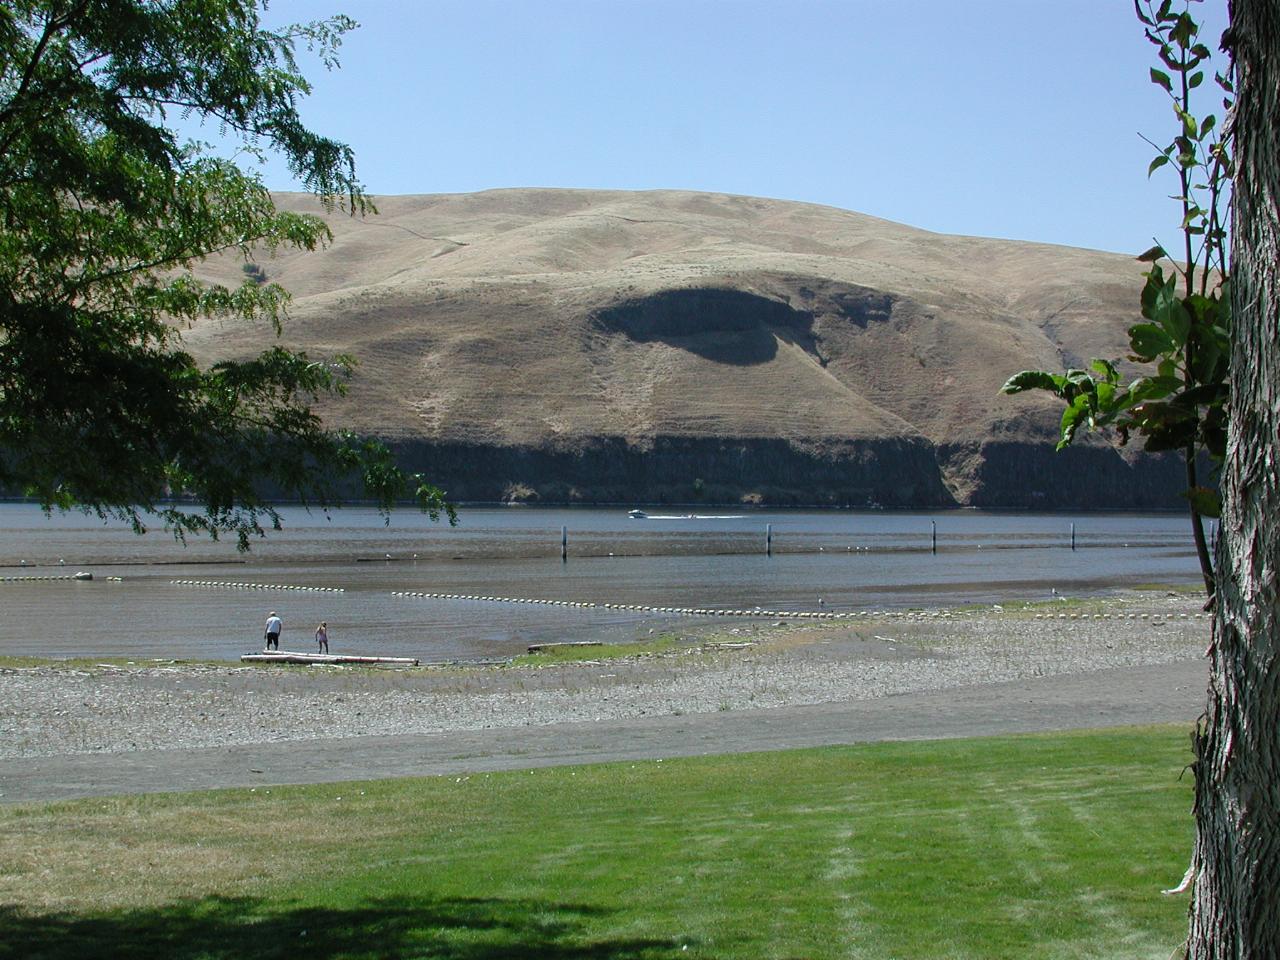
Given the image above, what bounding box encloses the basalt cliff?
[186,188,1185,508]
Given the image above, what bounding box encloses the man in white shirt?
[264,612,282,650]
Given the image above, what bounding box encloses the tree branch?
[0,2,94,158]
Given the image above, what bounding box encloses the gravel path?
[0,592,1212,802]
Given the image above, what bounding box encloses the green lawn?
[0,726,1193,959]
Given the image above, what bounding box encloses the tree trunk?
[1186,0,1280,956]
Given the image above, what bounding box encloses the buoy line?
[170,579,344,593]
[388,592,1213,623]
[1,573,94,582]
[392,591,863,620]
[1031,611,1208,621]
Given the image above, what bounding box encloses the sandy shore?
[0,592,1209,762]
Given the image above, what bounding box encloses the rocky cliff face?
[184,188,1185,510]
[389,436,1188,509]
[391,435,951,507]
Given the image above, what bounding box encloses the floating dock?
[241,651,419,666]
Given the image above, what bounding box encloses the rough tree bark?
[1186,0,1280,956]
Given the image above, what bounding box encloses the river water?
[0,504,1202,662]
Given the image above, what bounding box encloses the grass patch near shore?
[0,726,1193,959]
[509,632,693,666]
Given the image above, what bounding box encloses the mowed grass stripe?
[0,726,1193,959]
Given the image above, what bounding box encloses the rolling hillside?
[185,188,1183,508]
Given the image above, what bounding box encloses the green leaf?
[1133,400,1196,427]
[1058,399,1089,449]
[1140,266,1166,313]
[1170,12,1196,48]
[1001,370,1061,395]
[1137,242,1167,260]
[1095,381,1119,414]
[1180,382,1228,407]
[1161,299,1192,345]
[1141,275,1191,347]
[1129,323,1177,361]
[1150,67,1173,92]
[1202,406,1229,460]
[1128,376,1183,403]
[1142,421,1198,453]
[1182,486,1221,519]
[1090,358,1121,381]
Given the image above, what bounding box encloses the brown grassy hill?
[185,188,1183,508]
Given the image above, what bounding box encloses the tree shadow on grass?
[0,894,701,960]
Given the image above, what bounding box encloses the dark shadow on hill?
[591,288,816,366]
[0,895,700,960]
[590,282,907,367]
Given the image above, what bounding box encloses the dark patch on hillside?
[790,279,898,329]
[592,288,818,365]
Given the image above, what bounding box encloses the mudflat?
[0,592,1210,803]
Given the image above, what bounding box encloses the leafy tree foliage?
[0,0,452,548]
[1003,0,1231,596]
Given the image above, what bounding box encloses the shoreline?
[0,495,1196,512]
[1,592,1209,770]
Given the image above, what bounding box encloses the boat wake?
[641,514,746,520]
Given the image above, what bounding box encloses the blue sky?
[226,0,1230,255]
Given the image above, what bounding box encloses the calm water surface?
[0,504,1202,662]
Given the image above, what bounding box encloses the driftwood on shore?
[241,651,419,666]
